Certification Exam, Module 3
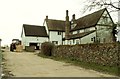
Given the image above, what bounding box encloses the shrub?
[41,42,54,56]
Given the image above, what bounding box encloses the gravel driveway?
[3,51,116,77]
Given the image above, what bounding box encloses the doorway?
[29,43,39,50]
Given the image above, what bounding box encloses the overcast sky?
[0,0,118,46]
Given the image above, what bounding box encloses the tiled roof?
[69,30,96,39]
[71,8,106,31]
[23,24,48,37]
[46,19,65,32]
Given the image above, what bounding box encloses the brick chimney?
[72,14,76,23]
[65,10,70,40]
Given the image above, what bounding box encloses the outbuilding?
[21,24,49,50]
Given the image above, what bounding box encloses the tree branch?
[83,0,120,13]
[104,3,120,10]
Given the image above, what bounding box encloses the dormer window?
[100,11,113,25]
[102,14,109,24]
[84,28,89,32]
[71,23,77,29]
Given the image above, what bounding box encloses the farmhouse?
[43,16,65,45]
[43,8,115,45]
[21,24,48,50]
[21,8,115,49]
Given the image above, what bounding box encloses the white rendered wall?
[81,32,96,44]
[49,31,62,45]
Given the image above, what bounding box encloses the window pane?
[58,32,61,35]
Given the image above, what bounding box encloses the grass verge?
[38,53,119,76]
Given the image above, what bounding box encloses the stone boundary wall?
[52,43,119,67]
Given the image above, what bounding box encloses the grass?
[38,53,119,76]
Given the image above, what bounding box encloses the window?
[103,17,108,24]
[91,37,96,42]
[80,30,84,33]
[73,39,75,44]
[70,41,71,45]
[84,28,89,32]
[71,32,73,34]
[76,40,79,44]
[93,37,96,42]
[73,31,77,34]
[103,38,106,43]
[58,32,62,35]
[102,13,109,24]
[96,38,100,43]
[91,38,93,41]
[79,39,81,44]
[71,23,77,29]
[77,30,80,34]
[52,41,58,45]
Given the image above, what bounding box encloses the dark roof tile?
[46,19,65,32]
[71,8,106,31]
[23,24,48,37]
[69,30,96,39]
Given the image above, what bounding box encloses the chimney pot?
[46,16,48,20]
[72,14,75,20]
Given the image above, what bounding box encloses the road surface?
[3,51,116,77]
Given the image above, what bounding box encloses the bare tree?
[83,0,120,13]
[82,0,120,41]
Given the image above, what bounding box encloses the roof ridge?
[23,24,44,27]
[48,19,65,22]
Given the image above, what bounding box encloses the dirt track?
[3,51,116,77]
